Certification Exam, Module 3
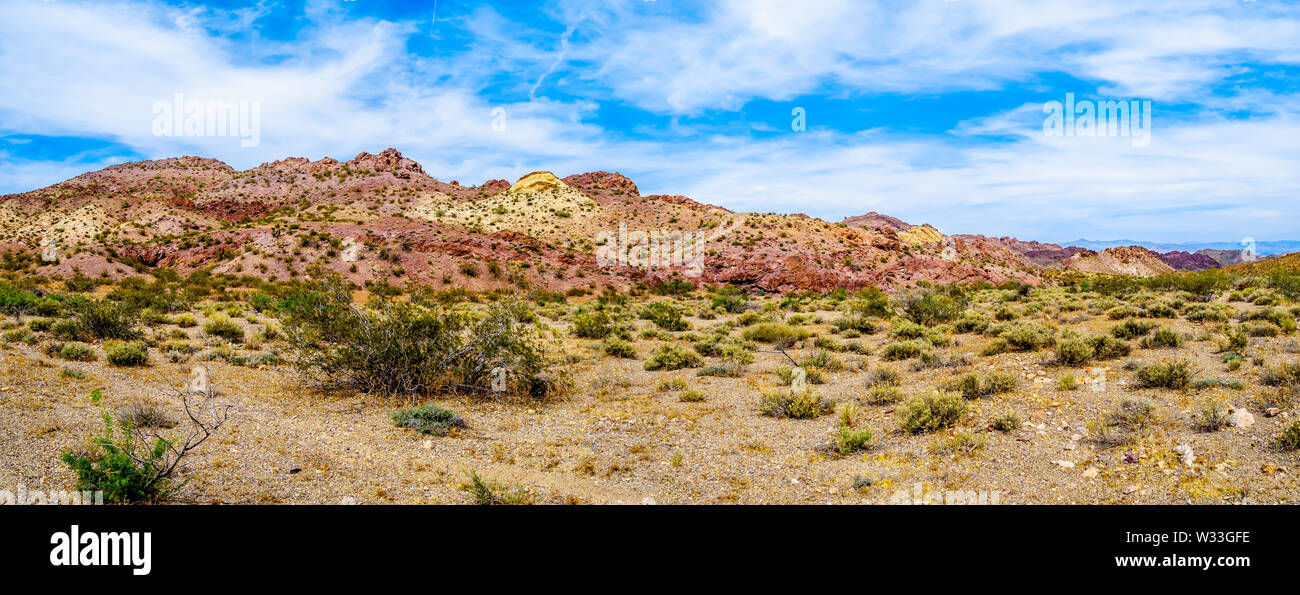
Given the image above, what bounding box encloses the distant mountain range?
[1058,239,1300,257]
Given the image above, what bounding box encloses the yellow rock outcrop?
[896,224,944,246]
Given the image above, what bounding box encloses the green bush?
[865,385,904,405]
[942,371,1017,398]
[1135,360,1193,389]
[27,317,53,332]
[1089,335,1132,360]
[834,426,873,455]
[391,404,467,435]
[281,277,549,397]
[50,318,93,342]
[758,390,832,419]
[991,412,1022,432]
[679,390,705,402]
[1141,328,1182,349]
[203,313,245,343]
[0,283,37,318]
[76,300,139,340]
[881,340,927,360]
[104,341,148,366]
[59,342,96,362]
[643,344,703,371]
[602,337,637,358]
[572,309,614,338]
[60,412,174,503]
[896,289,966,326]
[461,470,529,505]
[991,321,1055,351]
[741,323,809,344]
[640,302,688,331]
[1108,310,1151,331]
[1278,420,1300,450]
[1054,338,1094,366]
[898,390,968,434]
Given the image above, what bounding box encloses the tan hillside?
[1064,246,1175,277]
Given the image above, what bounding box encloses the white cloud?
[1,0,1299,244]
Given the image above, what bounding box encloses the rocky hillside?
[0,149,1041,292]
[1063,246,1176,277]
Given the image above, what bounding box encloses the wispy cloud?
[1,0,1298,243]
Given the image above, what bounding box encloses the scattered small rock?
[1175,444,1194,467]
[1229,408,1255,428]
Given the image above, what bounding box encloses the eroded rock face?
[1155,250,1220,271]
[1064,246,1176,277]
[562,171,639,196]
[509,171,569,193]
[2,151,1059,293]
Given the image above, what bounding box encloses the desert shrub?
[834,426,873,455]
[1141,328,1182,349]
[1106,305,1141,320]
[602,337,637,358]
[942,370,1017,398]
[1184,303,1231,323]
[741,323,809,344]
[896,289,966,326]
[103,341,148,366]
[1059,374,1080,390]
[1194,402,1230,432]
[172,313,197,328]
[1089,335,1132,360]
[0,283,37,318]
[801,349,843,371]
[1112,319,1155,339]
[1245,322,1280,337]
[991,412,1022,432]
[391,404,467,435]
[462,470,529,505]
[27,317,53,332]
[897,389,968,434]
[987,321,1055,351]
[1088,399,1154,445]
[692,333,755,364]
[643,344,703,371]
[776,365,825,385]
[952,313,990,334]
[980,337,1009,356]
[59,342,96,362]
[61,386,227,504]
[1260,361,1300,387]
[1278,420,1300,450]
[61,416,172,503]
[50,318,93,342]
[710,289,748,313]
[657,377,687,392]
[865,385,904,405]
[1054,337,1093,366]
[203,313,244,343]
[844,288,892,319]
[864,365,902,387]
[76,300,139,340]
[881,340,927,360]
[281,278,549,397]
[697,362,741,377]
[679,390,705,402]
[1135,360,1192,389]
[640,302,688,331]
[571,309,613,339]
[1215,326,1249,353]
[116,400,174,429]
[758,389,832,419]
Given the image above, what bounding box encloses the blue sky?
[2,0,1299,244]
